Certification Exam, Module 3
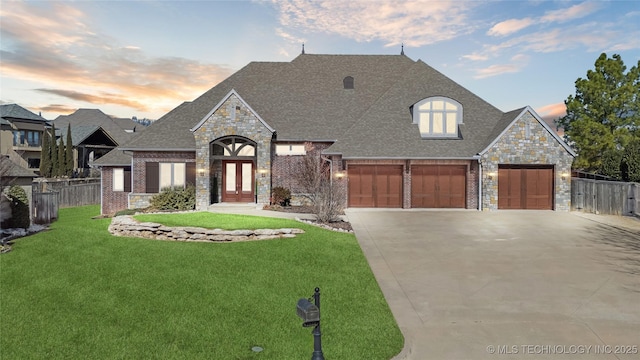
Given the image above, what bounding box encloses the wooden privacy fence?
[54,182,101,208]
[32,192,58,225]
[31,178,101,224]
[571,178,639,217]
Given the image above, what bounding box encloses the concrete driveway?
[346,210,640,360]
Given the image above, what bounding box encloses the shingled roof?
[93,148,131,166]
[53,109,133,146]
[118,54,528,158]
[0,104,47,122]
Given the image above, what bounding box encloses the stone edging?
[108,215,304,242]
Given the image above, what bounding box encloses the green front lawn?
[0,206,403,359]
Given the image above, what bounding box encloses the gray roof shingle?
[0,156,37,178]
[92,148,132,166]
[53,109,133,146]
[118,54,534,158]
[0,104,48,122]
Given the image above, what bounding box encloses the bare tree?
[295,150,346,223]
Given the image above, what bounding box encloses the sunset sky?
[1,0,638,126]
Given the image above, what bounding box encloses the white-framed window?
[113,168,124,192]
[413,97,462,137]
[159,163,186,189]
[275,144,306,156]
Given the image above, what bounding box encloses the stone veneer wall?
[193,94,273,210]
[481,111,574,211]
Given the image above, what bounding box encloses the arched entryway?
[210,136,257,203]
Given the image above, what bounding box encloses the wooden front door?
[222,160,254,202]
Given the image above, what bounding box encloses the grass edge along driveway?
[0,206,403,360]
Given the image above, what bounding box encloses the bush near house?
[5,185,29,229]
[149,185,196,211]
[271,186,291,206]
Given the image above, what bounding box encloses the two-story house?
[0,104,50,173]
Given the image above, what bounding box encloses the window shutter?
[146,162,159,193]
[124,167,132,192]
[186,162,196,186]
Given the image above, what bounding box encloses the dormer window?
[413,97,462,137]
[343,76,354,89]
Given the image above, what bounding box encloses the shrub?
[6,185,30,229]
[271,186,291,206]
[295,153,345,223]
[150,185,196,211]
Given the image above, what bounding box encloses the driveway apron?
[346,209,640,360]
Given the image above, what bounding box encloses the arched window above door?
[211,136,256,157]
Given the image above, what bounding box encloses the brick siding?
[101,167,129,215]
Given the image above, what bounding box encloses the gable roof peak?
[190,89,275,133]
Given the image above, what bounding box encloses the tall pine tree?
[557,53,640,171]
[65,124,73,176]
[39,127,51,177]
[51,124,58,178]
[58,136,65,177]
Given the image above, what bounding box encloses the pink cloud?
[0,2,233,118]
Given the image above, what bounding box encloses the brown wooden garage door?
[411,165,466,208]
[348,165,403,208]
[498,166,553,210]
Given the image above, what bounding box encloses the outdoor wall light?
[258,169,268,177]
[561,172,569,180]
[197,168,206,177]
[487,172,496,180]
[335,171,346,179]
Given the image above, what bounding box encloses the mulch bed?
[263,205,353,232]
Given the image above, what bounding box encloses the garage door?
[348,165,403,208]
[498,166,553,210]
[411,165,466,208]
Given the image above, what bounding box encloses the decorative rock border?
[108,215,304,242]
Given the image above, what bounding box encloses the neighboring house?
[57,125,119,174]
[0,104,49,172]
[95,53,575,215]
[53,109,135,174]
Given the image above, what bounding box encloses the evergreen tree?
[39,127,51,177]
[556,53,640,171]
[65,124,73,176]
[58,136,66,177]
[621,139,640,182]
[51,124,58,177]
